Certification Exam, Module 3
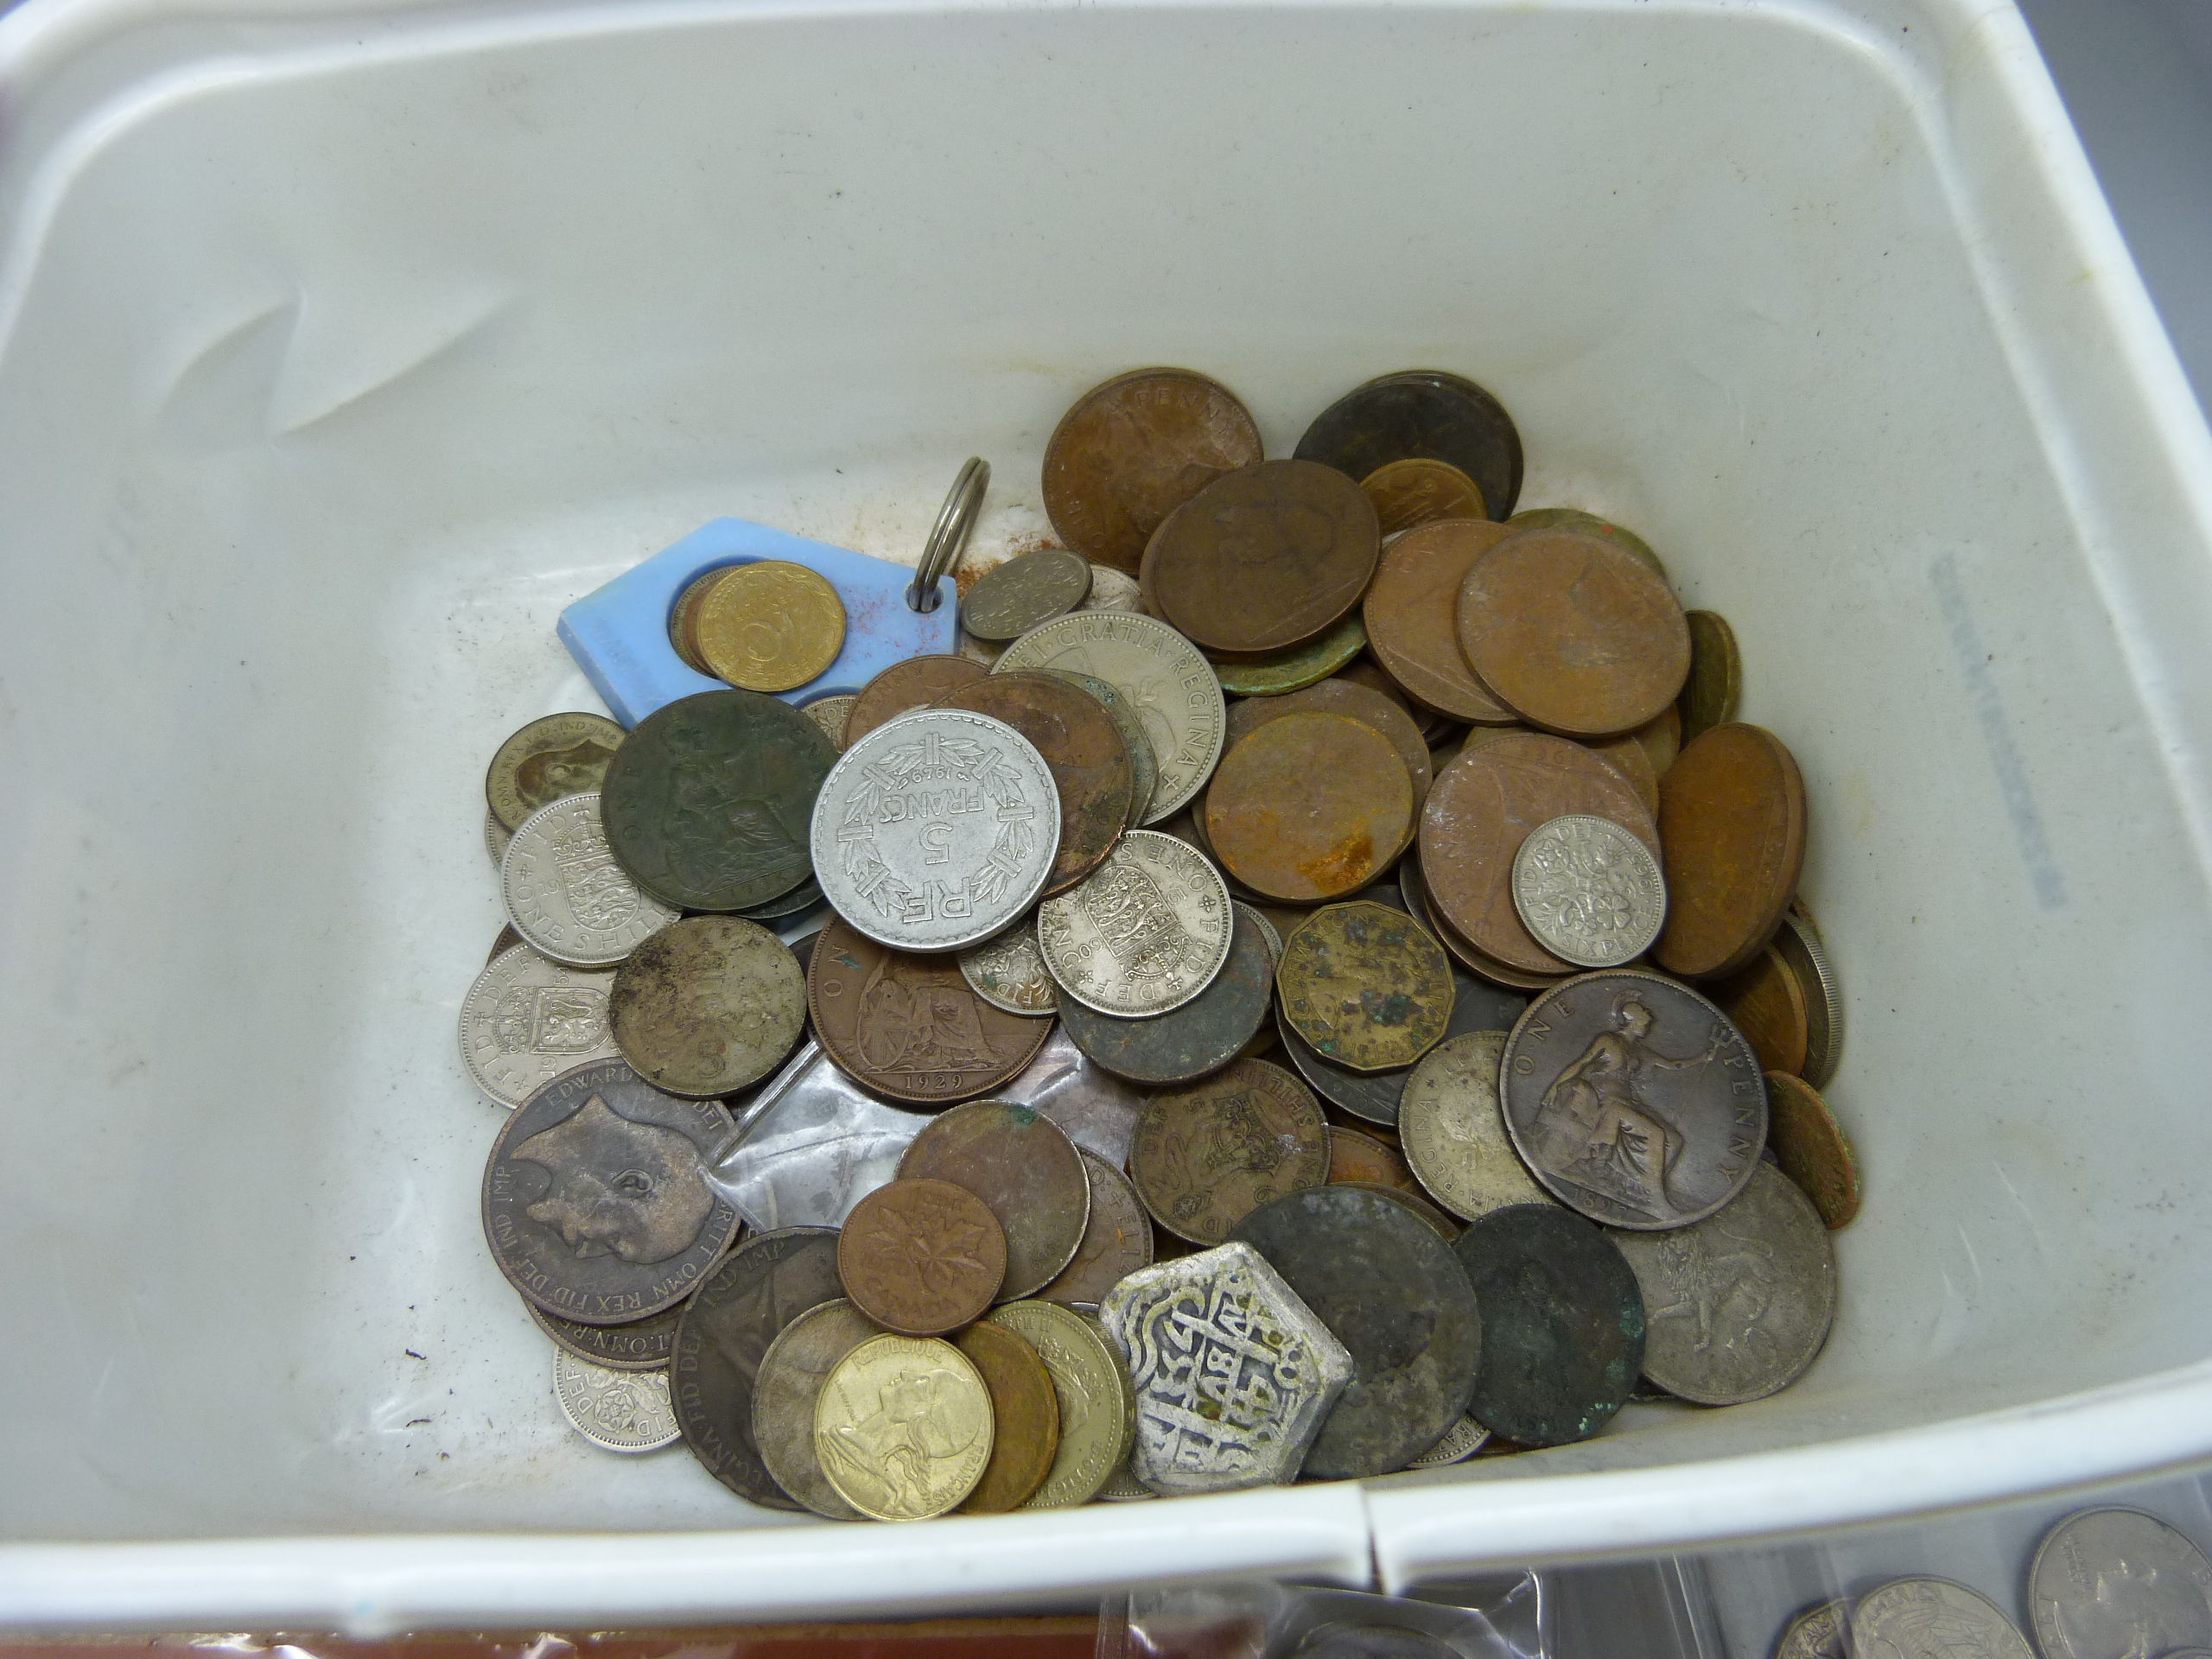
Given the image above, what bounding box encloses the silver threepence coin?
[960,546,1095,642]
[1510,813,1667,969]
[552,1349,681,1452]
[808,708,1061,951]
[1850,1579,2032,1659]
[1080,564,1145,614]
[958,918,1058,1015]
[1404,1414,1491,1470]
[460,944,621,1109]
[2030,1507,2212,1659]
[1037,829,1233,1017]
[500,792,678,968]
[1771,1599,1849,1659]
[486,807,514,868]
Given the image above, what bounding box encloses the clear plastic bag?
[1099,1579,1544,1659]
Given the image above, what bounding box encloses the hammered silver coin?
[2030,1508,2212,1659]
[808,708,1061,951]
[460,944,621,1109]
[1037,829,1233,1017]
[1403,1414,1491,1470]
[500,793,678,968]
[551,1349,680,1452]
[958,918,1058,1015]
[1851,1579,2032,1659]
[1510,813,1667,969]
[960,546,1094,642]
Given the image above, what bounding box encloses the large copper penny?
[1653,722,1807,981]
[1225,674,1434,817]
[1764,1071,1861,1230]
[1362,518,1517,723]
[1144,460,1379,654]
[1295,369,1524,522]
[935,671,1134,894]
[1419,732,1659,977]
[898,1099,1091,1299]
[1360,458,1486,536]
[807,918,1052,1106]
[837,1177,1007,1335]
[952,1319,1062,1512]
[1457,530,1690,737]
[844,653,988,747]
[1041,368,1263,575]
[1128,1058,1330,1244]
[1679,611,1743,742]
[1507,506,1667,582]
[1205,713,1412,903]
[1712,944,1810,1076]
[1037,1150,1154,1306]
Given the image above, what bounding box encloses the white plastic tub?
[5,0,2212,1633]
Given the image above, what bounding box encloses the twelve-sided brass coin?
[1277,901,1454,1073]
[486,712,625,832]
[607,915,806,1096]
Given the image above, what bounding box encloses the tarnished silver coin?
[962,547,1095,642]
[1398,1031,1555,1223]
[958,918,1058,1015]
[750,1299,878,1518]
[551,1350,680,1452]
[1852,1580,2032,1659]
[1510,814,1668,969]
[1038,829,1233,1016]
[994,611,1226,824]
[1772,1600,1849,1659]
[2030,1508,2212,1659]
[801,693,857,752]
[809,708,1061,951]
[1777,906,1844,1089]
[1404,1414,1491,1470]
[530,1300,683,1372]
[1080,564,1145,614]
[486,807,513,868]
[500,793,678,969]
[461,944,620,1109]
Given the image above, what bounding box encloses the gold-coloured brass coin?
[814,1333,995,1521]
[1277,900,1455,1073]
[1360,458,1486,536]
[952,1320,1061,1512]
[1363,518,1518,723]
[1506,506,1668,582]
[668,568,730,674]
[1205,713,1413,903]
[1653,722,1807,981]
[1211,612,1368,697]
[1679,610,1742,741]
[696,561,847,693]
[1713,944,1810,1076]
[983,1300,1133,1509]
[1765,1071,1861,1230]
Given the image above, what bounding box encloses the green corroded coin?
[1211,611,1368,697]
[1036,667,1157,830]
[1276,900,1454,1074]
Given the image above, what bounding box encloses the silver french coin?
[1510,813,1667,969]
[958,918,1057,1015]
[1080,563,1145,614]
[993,611,1225,825]
[551,1350,680,1452]
[500,792,677,969]
[485,807,513,868]
[459,944,621,1109]
[2029,1508,2212,1659]
[1772,1599,1850,1659]
[1398,1031,1555,1224]
[1236,901,1283,971]
[1037,829,1233,1017]
[808,708,1060,951]
[1404,1414,1491,1469]
[1852,1579,2032,1659]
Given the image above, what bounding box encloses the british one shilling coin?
[1037,1150,1154,1306]
[1713,945,1811,1077]
[897,1100,1090,1300]
[1653,722,1808,981]
[1775,908,1843,1088]
[1206,713,1413,903]
[461,944,621,1109]
[815,1333,995,1521]
[607,915,806,1096]
[1852,1580,2033,1659]
[1296,370,1523,521]
[1679,610,1743,743]
[486,712,626,833]
[983,1299,1132,1508]
[1510,814,1669,969]
[1399,1031,1555,1224]
[530,1298,685,1373]
[1507,506,1668,582]
[802,692,857,752]
[1226,675,1434,815]
[668,568,729,675]
[961,547,1094,642]
[1361,518,1518,723]
[750,1298,879,1518]
[1035,667,1157,829]
[837,1176,1008,1335]
[2029,1507,2212,1659]
[1129,1058,1330,1244]
[1360,457,1487,536]
[1081,563,1145,613]
[1056,906,1271,1085]
[1041,368,1263,575]
[1764,1071,1861,1229]
[696,560,846,693]
[934,671,1132,896]
[1277,901,1454,1073]
[552,1351,680,1452]
[1770,1599,1850,1659]
[951,1319,1062,1512]
[1326,1125,1418,1192]
[501,793,679,968]
[1036,829,1233,1018]
[844,653,988,746]
[1210,613,1370,698]
[957,918,1058,1016]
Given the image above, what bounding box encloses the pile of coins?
[462,365,1859,1515]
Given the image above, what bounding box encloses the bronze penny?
[1128,1058,1330,1244]
[1037,1150,1154,1306]
[1209,612,1369,698]
[1632,704,1682,779]
[935,671,1134,894]
[1360,458,1486,536]
[1457,529,1690,737]
[1328,1125,1419,1192]
[1033,667,1156,830]
[1145,460,1380,654]
[485,712,626,833]
[1419,732,1660,976]
[1712,944,1811,1076]
[952,1320,1062,1512]
[1679,611,1743,741]
[1506,506,1668,582]
[1205,713,1412,903]
[1276,899,1455,1073]
[838,1178,1007,1335]
[1401,852,1562,993]
[1041,368,1262,575]
[1764,1071,1861,1229]
[1362,518,1517,723]
[806,918,1052,1106]
[607,914,807,1097]
[1587,732,1661,818]
[1055,908,1274,1086]
[897,1099,1091,1299]
[1653,722,1807,981]
[1224,675,1433,816]
[843,653,988,747]
[1295,369,1524,522]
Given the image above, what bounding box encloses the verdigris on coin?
[816,1333,995,1521]
[1276,900,1454,1073]
[1510,814,1668,969]
[486,711,625,832]
[461,944,620,1109]
[552,1351,680,1452]
[1038,829,1232,1018]
[2029,1507,2212,1659]
[501,793,678,969]
[957,918,1057,1015]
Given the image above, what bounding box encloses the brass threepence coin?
[1035,667,1157,828]
[982,1299,1133,1508]
[807,918,1052,1105]
[1507,506,1667,581]
[957,918,1057,1016]
[1226,675,1434,815]
[1678,610,1742,742]
[1360,457,1486,535]
[935,670,1133,895]
[1146,460,1380,654]
[1081,564,1145,613]
[1398,1031,1554,1224]
[696,560,846,693]
[1456,529,1690,737]
[1036,829,1233,1017]
[751,1298,880,1518]
[552,1351,681,1453]
[486,712,626,832]
[2030,1508,2212,1659]
[607,915,806,1096]
[844,653,988,746]
[815,1332,995,1520]
[1206,713,1412,903]
[897,1100,1090,1299]
[1713,945,1810,1076]
[1276,958,1526,1128]
[1510,814,1669,969]
[1852,1581,2032,1659]
[1056,906,1272,1085]
[1770,1600,1850,1659]
[801,692,856,752]
[961,547,1093,642]
[952,1319,1061,1512]
[601,689,836,912]
[1041,368,1263,574]
[530,1299,683,1373]
[837,1177,1007,1336]
[1277,900,1454,1074]
[668,568,729,674]
[1776,907,1842,1088]
[1502,969,1766,1230]
[461,944,620,1109]
[502,793,679,968]
[1362,518,1517,723]
[1209,613,1370,698]
[1763,1071,1860,1229]
[483,1058,741,1324]
[1295,369,1523,522]
[1129,1058,1330,1244]
[1653,722,1808,981]
[1037,1149,1154,1306]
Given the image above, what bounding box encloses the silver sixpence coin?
[1852,1579,2032,1659]
[500,793,678,968]
[801,692,857,753]
[961,546,1095,642]
[1080,564,1145,613]
[485,807,514,868]
[958,918,1058,1015]
[993,611,1226,825]
[551,1349,680,1452]
[1772,1600,1850,1659]
[808,708,1061,951]
[1510,813,1667,969]
[1404,1414,1491,1470]
[460,944,621,1109]
[2030,1508,2212,1659]
[1037,828,1233,1016]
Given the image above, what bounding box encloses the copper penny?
[1328,1125,1419,1192]
[1224,676,1433,817]
[1764,1071,1861,1229]
[1205,713,1412,903]
[837,1178,1007,1335]
[1587,732,1660,818]
[1362,518,1517,723]
[1632,704,1682,779]
[1128,1058,1330,1245]
[935,671,1133,895]
[1209,612,1370,698]
[952,1320,1062,1512]
[1401,852,1562,993]
[1712,944,1811,1076]
[1144,460,1380,654]
[806,918,1052,1106]
[1653,722,1807,981]
[1036,1150,1154,1306]
[1295,369,1524,522]
[667,568,728,675]
[1041,368,1262,575]
[844,653,988,747]
[1679,611,1743,742]
[897,1099,1090,1300]
[1360,458,1486,536]
[1419,732,1659,976]
[1506,507,1668,582]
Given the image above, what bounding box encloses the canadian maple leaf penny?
[952,1319,1062,1513]
[1362,518,1518,723]
[897,1100,1090,1300]
[1128,1058,1330,1244]
[837,1177,1008,1335]
[844,653,988,747]
[1764,1071,1862,1230]
[1295,369,1525,522]
[1359,457,1486,537]
[1711,944,1811,1076]
[607,914,806,1097]
[1678,610,1743,742]
[1652,722,1808,981]
[1224,674,1434,817]
[1036,1150,1154,1306]
[486,711,626,832]
[1205,713,1413,903]
[935,671,1134,895]
[1041,368,1263,575]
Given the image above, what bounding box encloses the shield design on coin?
[1077,860,1207,985]
[550,817,641,931]
[494,986,608,1054]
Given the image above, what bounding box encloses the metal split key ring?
[907,456,989,613]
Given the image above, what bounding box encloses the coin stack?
[461,365,1859,1514]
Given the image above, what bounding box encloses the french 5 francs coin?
[500,793,679,969]
[1037,829,1233,1017]
[460,944,620,1109]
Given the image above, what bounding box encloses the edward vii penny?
[486,712,625,832]
[1653,722,1808,981]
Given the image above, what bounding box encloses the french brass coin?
[1399,1031,1555,1224]
[957,918,1057,1016]
[2029,1507,2212,1659]
[983,1299,1132,1508]
[668,568,730,675]
[1207,714,1413,903]
[751,1298,879,1518]
[1510,814,1668,969]
[1360,458,1486,535]
[844,653,988,746]
[486,711,626,833]
[1211,613,1370,698]
[897,1099,1090,1300]
[502,793,679,968]
[1764,1071,1861,1230]
[1036,666,1157,829]
[1326,1124,1418,1191]
[1231,1185,1483,1478]
[1042,368,1263,575]
[1037,1150,1154,1306]
[1679,610,1743,742]
[1081,563,1146,613]
[486,808,514,868]
[1653,722,1808,981]
[1713,945,1810,1077]
[951,1319,1061,1512]
[1277,900,1454,1073]
[1404,1414,1491,1469]
[607,915,806,1097]
[961,547,1094,642]
[838,1177,1007,1335]
[1851,1580,2032,1659]
[696,560,846,693]
[1775,908,1843,1088]
[802,692,856,752]
[935,670,1133,895]
[601,689,836,912]
[1452,1203,1643,1446]
[482,1058,741,1324]
[1036,829,1234,1017]
[461,944,620,1109]
[529,1298,684,1373]
[1057,907,1272,1085]
[815,1332,995,1521]
[1506,506,1667,582]
[552,1351,680,1453]
[1770,1599,1850,1659]
[1502,969,1766,1230]
[1295,369,1523,522]
[1226,673,1434,817]
[1128,1058,1330,1244]
[1362,519,1517,723]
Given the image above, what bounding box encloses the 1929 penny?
[952,1320,1062,1512]
[837,1177,1007,1334]
[1360,458,1486,535]
[751,1299,878,1518]
[486,712,626,832]
[1037,1150,1154,1306]
[897,1100,1090,1300]
[936,671,1134,894]
[607,915,806,1096]
[1653,722,1807,981]
[1276,900,1455,1074]
[844,654,988,747]
[1129,1058,1330,1244]
[1225,675,1433,816]
[1295,370,1523,522]
[1362,519,1517,723]
[1056,907,1273,1085]
[696,561,846,694]
[1206,714,1412,903]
